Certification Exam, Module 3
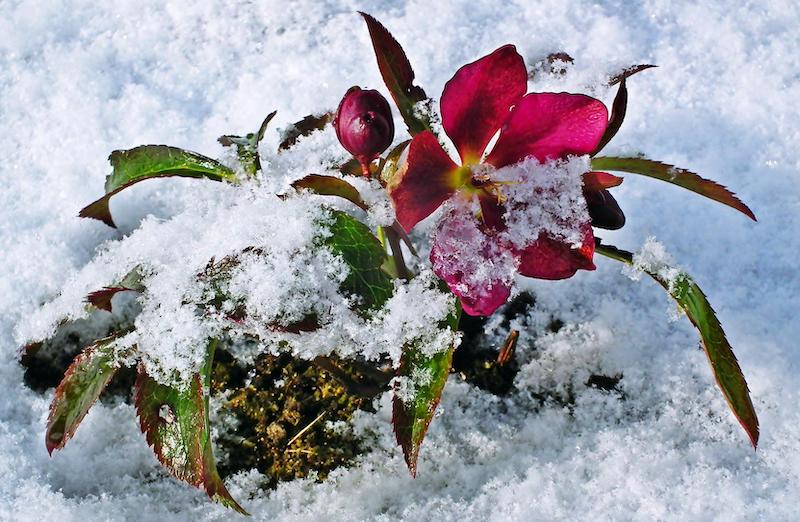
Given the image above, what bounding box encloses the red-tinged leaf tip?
[392,331,457,477]
[46,338,121,455]
[279,111,334,151]
[79,198,117,228]
[591,156,757,221]
[359,12,429,135]
[608,64,658,86]
[593,77,628,155]
[593,243,759,449]
[86,286,134,312]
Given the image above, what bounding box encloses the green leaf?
[278,112,334,151]
[79,145,238,228]
[392,306,460,476]
[591,156,756,220]
[219,111,277,175]
[46,334,125,454]
[595,242,759,447]
[294,174,417,256]
[360,12,430,135]
[321,210,394,312]
[135,340,247,514]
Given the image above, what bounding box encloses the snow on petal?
[430,204,516,316]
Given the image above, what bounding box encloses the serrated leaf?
[135,340,246,514]
[321,210,394,312]
[360,12,430,135]
[46,335,124,454]
[392,306,460,476]
[279,111,334,151]
[595,242,759,447]
[591,156,756,220]
[219,111,277,175]
[79,145,238,228]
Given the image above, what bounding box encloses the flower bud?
[585,189,625,230]
[334,87,394,174]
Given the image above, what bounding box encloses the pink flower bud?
[334,87,394,174]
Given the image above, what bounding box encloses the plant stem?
[383,225,410,280]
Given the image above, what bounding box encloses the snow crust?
[1,0,799,520]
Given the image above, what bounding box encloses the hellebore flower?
[334,86,395,176]
[387,45,617,315]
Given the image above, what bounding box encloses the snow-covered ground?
[1,0,799,520]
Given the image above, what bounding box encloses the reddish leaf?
[46,335,123,454]
[360,12,430,135]
[595,242,759,447]
[594,65,656,154]
[392,308,459,476]
[135,340,247,514]
[86,287,133,312]
[609,64,657,86]
[279,111,335,151]
[591,156,756,220]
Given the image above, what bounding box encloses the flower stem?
[383,226,410,280]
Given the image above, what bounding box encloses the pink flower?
[387,45,612,315]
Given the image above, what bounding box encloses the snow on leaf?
[278,111,334,151]
[219,110,277,175]
[595,241,759,447]
[359,12,430,135]
[134,339,247,514]
[46,334,126,454]
[392,306,459,476]
[321,210,394,313]
[591,156,756,220]
[79,145,238,228]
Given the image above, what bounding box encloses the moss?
[212,350,373,487]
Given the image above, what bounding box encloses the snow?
[2,0,799,520]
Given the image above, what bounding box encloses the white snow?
[1,0,799,520]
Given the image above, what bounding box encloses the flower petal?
[387,131,463,232]
[516,223,596,280]
[486,93,609,168]
[440,45,527,165]
[430,206,515,316]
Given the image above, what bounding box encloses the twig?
[286,410,327,448]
